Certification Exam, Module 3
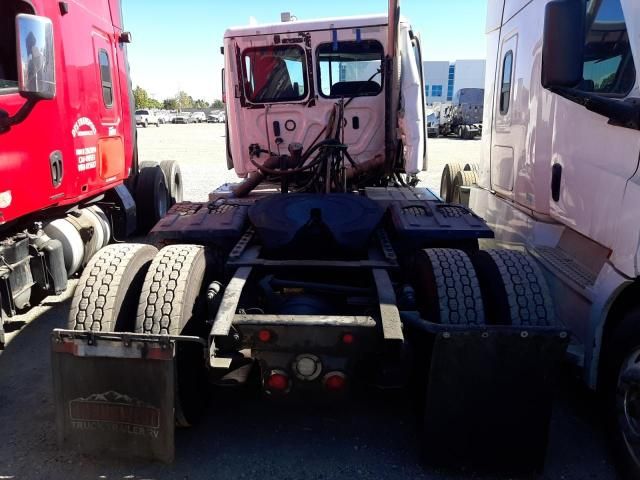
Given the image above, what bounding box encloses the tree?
[148,98,162,109]
[212,99,224,109]
[133,86,150,109]
[175,90,193,110]
[193,99,209,109]
[133,86,162,109]
[163,98,178,110]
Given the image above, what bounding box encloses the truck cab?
[464,0,640,475]
[222,14,427,181]
[0,0,171,339]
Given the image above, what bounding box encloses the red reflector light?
[266,371,290,393]
[341,332,354,345]
[258,329,272,342]
[323,372,346,391]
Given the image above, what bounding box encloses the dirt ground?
[0,124,617,479]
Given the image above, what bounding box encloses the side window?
[0,1,34,92]
[581,0,635,95]
[98,49,113,107]
[317,40,383,98]
[431,85,443,97]
[499,51,513,114]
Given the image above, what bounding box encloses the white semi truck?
[440,0,640,477]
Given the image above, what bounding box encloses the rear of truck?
[52,8,568,473]
[440,88,484,139]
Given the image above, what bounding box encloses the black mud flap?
[424,328,568,472]
[51,330,182,463]
[405,316,569,473]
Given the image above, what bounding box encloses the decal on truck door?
[72,117,98,171]
[75,146,97,172]
[71,117,97,138]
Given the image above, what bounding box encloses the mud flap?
[422,327,568,473]
[51,330,180,463]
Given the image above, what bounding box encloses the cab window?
[241,45,307,103]
[99,49,113,107]
[317,40,383,97]
[499,51,513,114]
[581,0,635,95]
[0,1,34,92]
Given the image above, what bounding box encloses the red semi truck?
[0,0,179,343]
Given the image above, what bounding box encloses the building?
[423,59,486,105]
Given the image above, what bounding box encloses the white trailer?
[442,0,640,477]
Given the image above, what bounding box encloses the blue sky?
[123,0,487,103]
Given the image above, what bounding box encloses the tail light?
[323,372,347,391]
[341,332,354,345]
[257,329,272,343]
[264,370,290,394]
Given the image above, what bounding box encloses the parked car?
[135,109,160,127]
[207,111,226,123]
[191,111,207,123]
[157,112,171,124]
[172,112,191,124]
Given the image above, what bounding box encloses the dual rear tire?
[68,243,211,426]
[413,247,553,328]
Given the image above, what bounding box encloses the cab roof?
[224,13,388,38]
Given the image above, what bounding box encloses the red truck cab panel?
[0,0,133,227]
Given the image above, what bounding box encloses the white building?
[423,59,486,105]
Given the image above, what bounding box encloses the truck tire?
[601,309,640,480]
[451,170,477,206]
[439,163,463,202]
[135,244,208,426]
[68,244,158,332]
[410,248,486,439]
[473,249,554,327]
[414,248,485,326]
[136,244,206,335]
[160,160,183,207]
[135,164,169,234]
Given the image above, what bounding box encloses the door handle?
[551,163,562,202]
[50,150,63,188]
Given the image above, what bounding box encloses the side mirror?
[541,0,585,89]
[16,14,56,100]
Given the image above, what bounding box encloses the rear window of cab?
[241,45,308,103]
[317,40,384,98]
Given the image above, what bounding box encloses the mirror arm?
[0,98,39,134]
[550,86,640,131]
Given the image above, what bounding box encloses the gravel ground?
[0,124,617,479]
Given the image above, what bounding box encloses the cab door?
[548,0,640,249]
[490,32,518,197]
[90,30,125,184]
